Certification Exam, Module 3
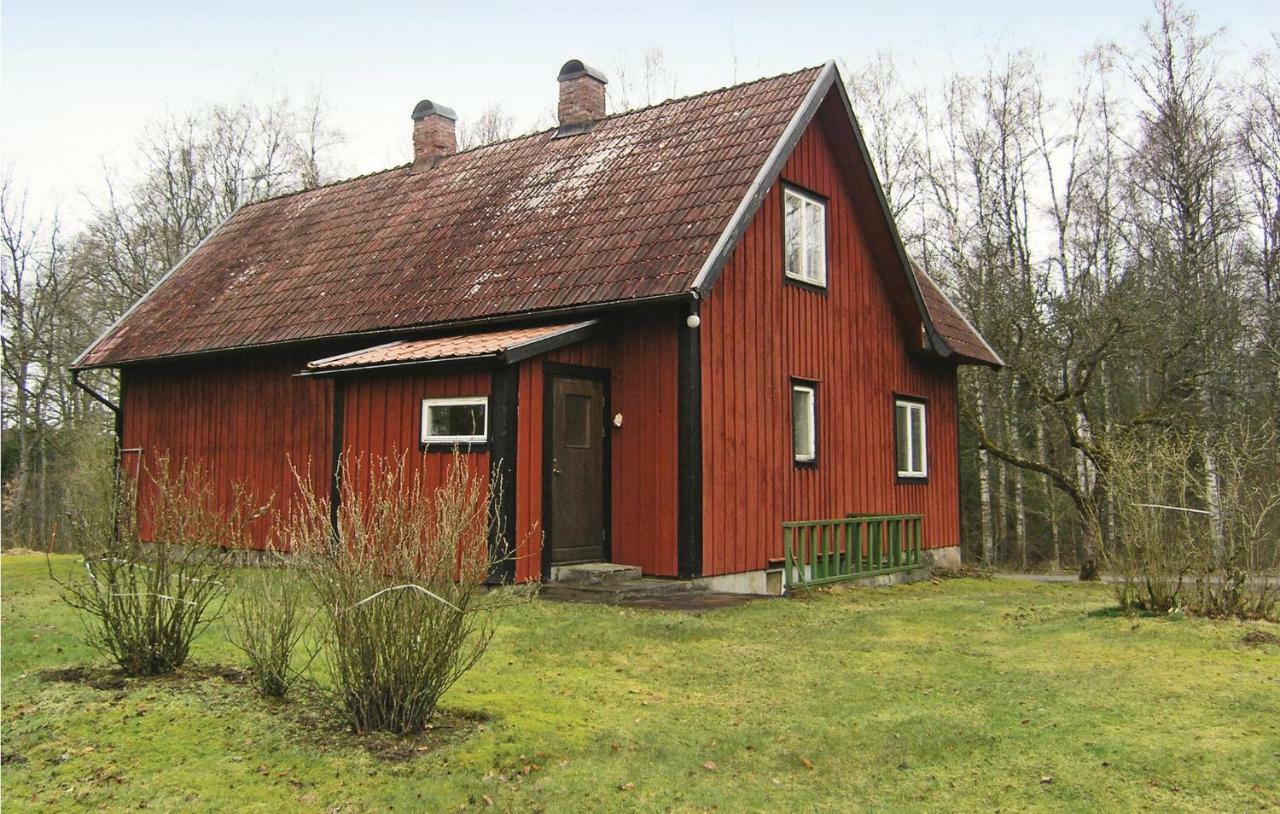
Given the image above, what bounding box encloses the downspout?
[71,368,126,540]
[71,368,122,445]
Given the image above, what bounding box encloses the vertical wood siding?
[699,117,962,577]
[514,313,680,579]
[120,315,679,578]
[339,368,493,513]
[120,350,334,547]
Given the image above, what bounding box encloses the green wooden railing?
[782,514,924,590]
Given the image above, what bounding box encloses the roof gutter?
[71,369,120,415]
[77,291,690,371]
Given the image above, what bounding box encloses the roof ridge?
[237,62,828,213]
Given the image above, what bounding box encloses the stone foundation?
[924,545,962,570]
[693,546,962,596]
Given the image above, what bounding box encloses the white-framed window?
[783,186,827,287]
[895,398,927,478]
[421,396,488,445]
[792,382,817,463]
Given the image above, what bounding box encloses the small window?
[895,399,927,478]
[564,394,592,448]
[792,382,817,464]
[422,397,488,445]
[783,186,826,287]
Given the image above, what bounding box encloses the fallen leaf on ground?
[703,761,717,771]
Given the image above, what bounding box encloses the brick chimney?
[410,100,457,170]
[557,60,608,129]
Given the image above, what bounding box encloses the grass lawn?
[2,554,1278,812]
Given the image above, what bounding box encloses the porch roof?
[302,320,597,376]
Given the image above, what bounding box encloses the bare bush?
[52,458,256,675]
[1105,432,1201,612]
[228,538,314,698]
[1105,426,1279,619]
[288,453,505,735]
[1189,425,1280,619]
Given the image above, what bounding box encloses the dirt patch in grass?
[38,662,248,690]
[1241,629,1280,647]
[276,683,490,762]
[36,660,487,763]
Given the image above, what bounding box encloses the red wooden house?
[74,60,1000,593]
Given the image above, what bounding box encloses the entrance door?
[547,373,607,565]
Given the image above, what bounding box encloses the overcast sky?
[3,0,1275,226]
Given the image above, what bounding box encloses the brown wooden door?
[547,374,607,565]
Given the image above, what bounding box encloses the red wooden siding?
[514,313,680,579]
[699,116,961,577]
[121,314,678,579]
[120,351,334,547]
[339,368,493,511]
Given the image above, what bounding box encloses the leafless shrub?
[1105,426,1279,620]
[228,537,315,698]
[287,453,508,735]
[51,457,258,675]
[1105,431,1200,613]
[1189,425,1280,619]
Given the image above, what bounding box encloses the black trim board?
[487,365,519,584]
[329,378,346,537]
[677,303,703,578]
[540,362,613,582]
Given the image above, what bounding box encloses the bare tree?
[2,95,341,549]
[610,48,678,113]
[457,103,516,150]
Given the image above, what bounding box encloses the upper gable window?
[783,186,827,287]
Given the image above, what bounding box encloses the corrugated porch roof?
[302,320,597,376]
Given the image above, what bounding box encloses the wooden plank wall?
[340,367,493,517]
[699,116,961,577]
[514,313,680,579]
[123,315,680,577]
[121,350,334,547]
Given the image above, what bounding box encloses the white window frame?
[421,396,489,445]
[792,383,817,463]
[895,399,928,478]
[783,186,827,287]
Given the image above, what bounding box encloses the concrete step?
[552,562,643,585]
[541,577,709,605]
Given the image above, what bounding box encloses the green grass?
[3,555,1278,812]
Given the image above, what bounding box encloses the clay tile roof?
[78,66,825,368]
[305,321,596,373]
[910,263,1003,368]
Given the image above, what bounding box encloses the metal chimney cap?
[410,100,458,121]
[557,59,608,84]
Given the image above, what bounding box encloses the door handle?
[552,458,561,475]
